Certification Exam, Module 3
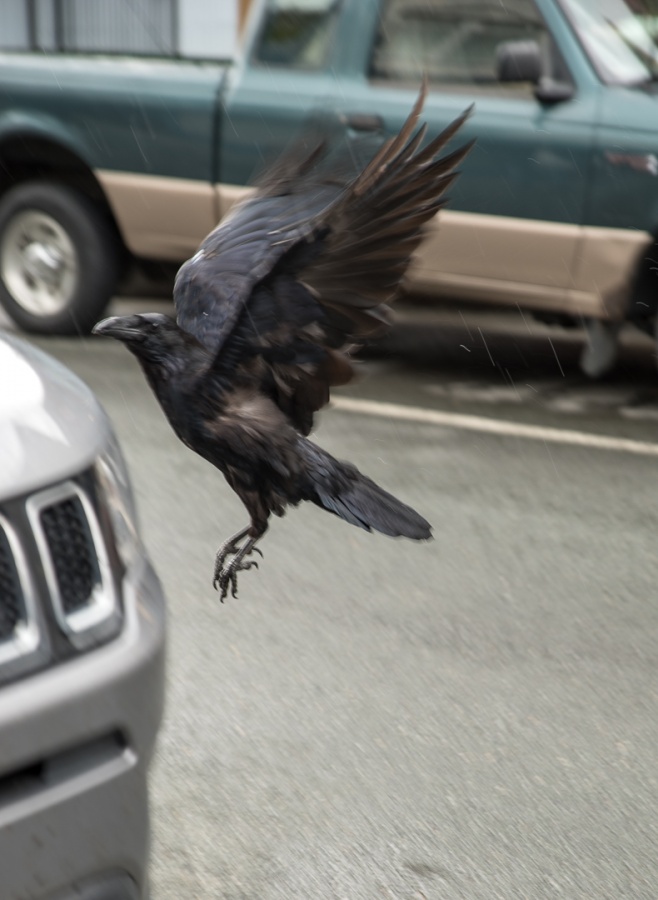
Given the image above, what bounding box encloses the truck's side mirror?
[497,40,542,84]
[497,39,574,105]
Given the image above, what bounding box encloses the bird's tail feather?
[301,440,431,540]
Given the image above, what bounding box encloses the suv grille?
[0,526,22,640]
[28,480,118,642]
[40,496,100,615]
[0,514,39,672]
[0,474,121,679]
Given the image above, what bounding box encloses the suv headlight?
[95,434,141,572]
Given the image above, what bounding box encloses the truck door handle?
[344,113,385,132]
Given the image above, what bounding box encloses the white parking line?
[332,396,658,457]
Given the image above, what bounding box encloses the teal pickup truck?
[0,0,657,374]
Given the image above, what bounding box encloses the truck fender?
[0,110,94,169]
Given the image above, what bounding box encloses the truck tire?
[0,181,121,335]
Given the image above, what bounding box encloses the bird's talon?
[211,536,262,600]
[217,574,232,602]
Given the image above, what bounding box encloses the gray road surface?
[26,305,658,899]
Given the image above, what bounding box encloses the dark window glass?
[254,0,342,69]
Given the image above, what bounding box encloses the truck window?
[370,0,549,89]
[254,0,342,69]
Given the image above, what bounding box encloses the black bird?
[94,86,472,600]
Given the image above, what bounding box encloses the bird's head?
[93,313,189,369]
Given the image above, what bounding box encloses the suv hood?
[0,333,110,498]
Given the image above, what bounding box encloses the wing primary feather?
[353,76,429,197]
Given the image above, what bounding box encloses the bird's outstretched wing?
[174,83,473,434]
[173,129,345,353]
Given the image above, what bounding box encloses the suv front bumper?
[0,557,166,900]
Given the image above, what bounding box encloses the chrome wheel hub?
[1,211,78,316]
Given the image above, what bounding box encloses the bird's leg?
[212,524,265,601]
[213,525,251,576]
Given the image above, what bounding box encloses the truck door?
[218,0,347,189]
[342,0,596,308]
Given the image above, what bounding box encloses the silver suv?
[0,332,166,900]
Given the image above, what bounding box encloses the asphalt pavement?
[23,302,658,899]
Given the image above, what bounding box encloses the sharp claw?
[211,532,263,598]
[214,569,231,601]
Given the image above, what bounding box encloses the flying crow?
[94,85,472,600]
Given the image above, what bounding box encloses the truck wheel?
[0,181,121,335]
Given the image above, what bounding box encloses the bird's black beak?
[93,315,144,342]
